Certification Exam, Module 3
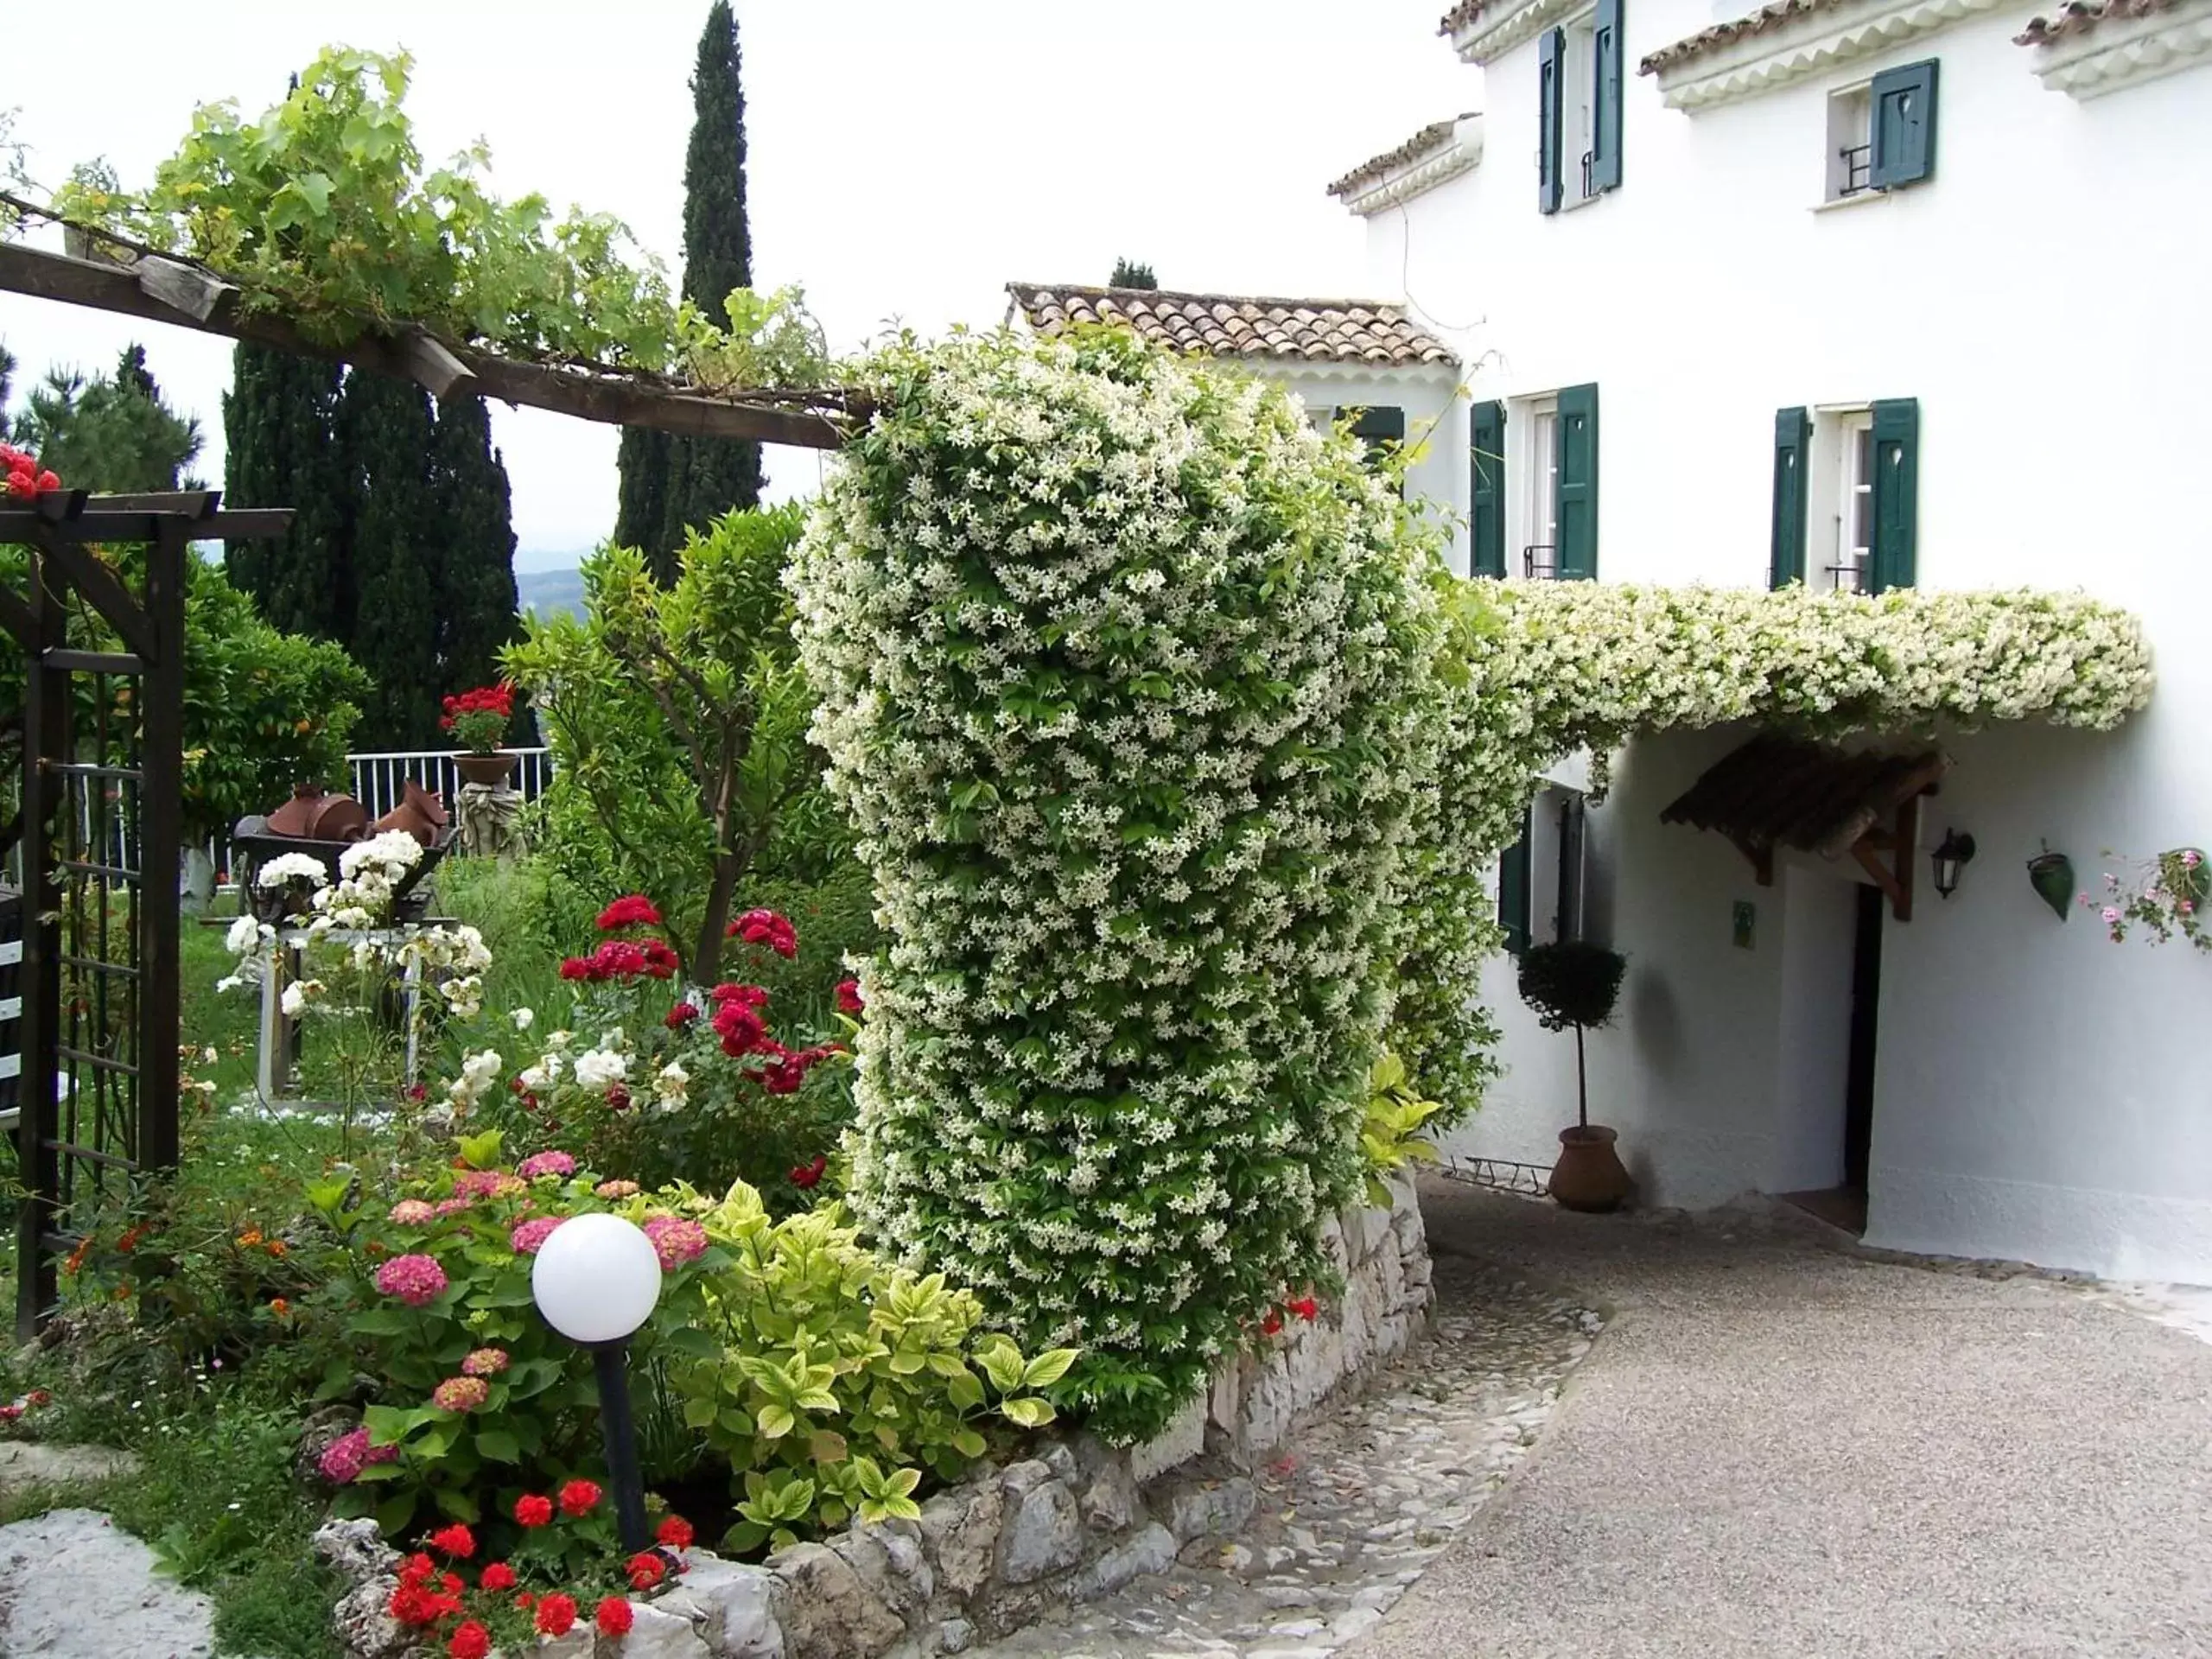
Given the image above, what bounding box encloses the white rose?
[510,1007,535,1032]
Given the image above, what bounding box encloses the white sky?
[0,1,1473,566]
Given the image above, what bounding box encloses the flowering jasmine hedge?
[1388,579,2157,1114]
[790,330,1442,1440]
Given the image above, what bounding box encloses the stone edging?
[324,1179,1436,1659]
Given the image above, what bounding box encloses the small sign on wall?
[1732,899,1756,950]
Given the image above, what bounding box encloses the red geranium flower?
[1261,1310,1284,1337]
[835,977,865,1014]
[558,956,591,982]
[727,907,798,958]
[558,1478,602,1517]
[790,1154,828,1190]
[1288,1295,1319,1322]
[429,1522,475,1558]
[478,1562,516,1593]
[514,1493,554,1528]
[447,1620,492,1659]
[595,893,664,931]
[534,1592,578,1637]
[626,1550,667,1590]
[657,1515,696,1550]
[596,1596,634,1637]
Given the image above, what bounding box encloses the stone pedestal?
[454,782,525,860]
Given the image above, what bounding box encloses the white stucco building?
[1312,0,2212,1281]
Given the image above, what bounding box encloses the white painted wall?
[1268,365,1471,574]
[1360,3,2212,1280]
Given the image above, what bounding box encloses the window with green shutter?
[1869,61,1938,189]
[1500,805,1534,955]
[1338,406,1407,490]
[1539,29,1565,215]
[1471,401,1507,577]
[1867,397,1919,594]
[1770,406,1810,588]
[1554,383,1599,581]
[1591,0,1624,193]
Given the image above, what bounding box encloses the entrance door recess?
[1778,879,1882,1236]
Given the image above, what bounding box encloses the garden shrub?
[790,328,1443,1440]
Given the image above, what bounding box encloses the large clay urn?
[372,779,450,848]
[1548,1125,1633,1213]
[266,784,369,842]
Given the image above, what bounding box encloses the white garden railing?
[346,746,556,821]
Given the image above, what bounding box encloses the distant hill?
[516,567,586,621]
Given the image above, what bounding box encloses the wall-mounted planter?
[2028,850,2075,921]
[2166,848,2209,908]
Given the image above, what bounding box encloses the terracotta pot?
[1548,1124,1633,1213]
[452,750,520,787]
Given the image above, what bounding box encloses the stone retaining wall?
[324,1178,1433,1659]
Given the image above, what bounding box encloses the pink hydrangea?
[452,1170,504,1201]
[509,1217,564,1255]
[389,1199,437,1226]
[518,1151,576,1180]
[315,1426,397,1484]
[434,1197,474,1219]
[594,1179,640,1199]
[642,1215,709,1269]
[374,1253,448,1306]
[432,1376,491,1413]
[461,1347,510,1377]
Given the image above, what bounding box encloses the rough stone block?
[1161,1475,1256,1543]
[836,1527,931,1622]
[996,1471,1084,1585]
[918,1484,1003,1600]
[1128,1395,1206,1484]
[1068,1521,1176,1598]
[311,1516,397,1588]
[618,1599,712,1659]
[938,1616,976,1653]
[534,1631,594,1659]
[767,1541,906,1659]
[670,1554,784,1657]
[332,1573,410,1659]
[1210,1361,1243,1436]
[1077,1450,1143,1535]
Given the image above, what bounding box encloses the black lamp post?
[530,1211,660,1554]
[1931,829,1976,899]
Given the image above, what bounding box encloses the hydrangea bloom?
[431,1376,491,1413]
[374,1254,448,1306]
[509,1217,564,1255]
[594,1179,640,1198]
[389,1200,437,1226]
[316,1426,397,1484]
[517,1151,576,1179]
[642,1215,708,1268]
[461,1347,510,1376]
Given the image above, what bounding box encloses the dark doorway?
[1841,880,1885,1198]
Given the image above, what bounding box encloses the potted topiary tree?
[1516,939,1632,1212]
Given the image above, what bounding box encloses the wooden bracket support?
[1852,791,1919,921]
[1729,835,1775,887]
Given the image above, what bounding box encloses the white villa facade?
[1312,0,2212,1281]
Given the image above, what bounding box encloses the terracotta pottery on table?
[266,784,369,843]
[1548,1124,1633,1213]
[453,751,520,787]
[372,779,451,848]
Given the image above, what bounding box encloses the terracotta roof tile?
[1006,284,1455,369]
[1438,0,1490,32]
[2016,0,2178,44]
[1327,113,1479,199]
[1638,0,1847,73]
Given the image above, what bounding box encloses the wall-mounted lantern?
[1930,830,1976,899]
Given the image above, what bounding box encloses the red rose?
[478,1562,516,1593]
[835,978,865,1015]
[447,1620,492,1659]
[514,1493,554,1528]
[606,1082,632,1112]
[534,1593,577,1637]
[665,1001,699,1029]
[657,1515,696,1550]
[595,1596,634,1637]
[627,1550,667,1590]
[790,1154,828,1190]
[558,1478,601,1517]
[429,1522,475,1559]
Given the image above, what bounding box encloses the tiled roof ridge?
[2016,0,2179,44]
[1005,283,1457,368]
[1639,0,1847,73]
[1326,113,1479,199]
[1438,1,1489,34]
[1008,282,1422,317]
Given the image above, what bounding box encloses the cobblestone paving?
[971,1252,1599,1658]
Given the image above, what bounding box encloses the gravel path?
[974,1250,1599,1657]
[1357,1180,2212,1658]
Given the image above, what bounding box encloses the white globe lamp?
[529,1211,664,1551]
[530,1211,663,1344]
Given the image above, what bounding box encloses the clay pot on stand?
[1548,1125,1633,1213]
[452,750,520,788]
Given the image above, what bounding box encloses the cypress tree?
[613,0,763,576]
[1109,258,1159,289]
[223,344,353,642]
[429,392,520,708]
[340,373,443,747]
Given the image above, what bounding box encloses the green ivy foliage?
[790,328,1444,1442]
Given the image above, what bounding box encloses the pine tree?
[13,345,203,492]
[340,374,444,747]
[613,0,763,577]
[223,344,353,642]
[429,392,520,709]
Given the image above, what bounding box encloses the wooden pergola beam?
[0,241,855,451]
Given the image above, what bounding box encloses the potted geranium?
[1516,939,1632,1213]
[442,681,518,785]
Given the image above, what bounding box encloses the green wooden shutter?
[1538,29,1565,215]
[1591,0,1624,193]
[1471,400,1507,577]
[1770,405,1811,589]
[1554,383,1599,581]
[1500,805,1533,955]
[1869,60,1938,189]
[1868,397,1919,594]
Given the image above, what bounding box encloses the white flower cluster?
[1388,578,2157,1114]
[254,853,330,893]
[789,328,1442,1440]
[315,830,425,929]
[445,1047,505,1113]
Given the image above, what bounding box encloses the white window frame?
[1823,80,1875,204]
[1808,405,1875,593]
[1512,393,1562,578]
[1562,10,1602,207]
